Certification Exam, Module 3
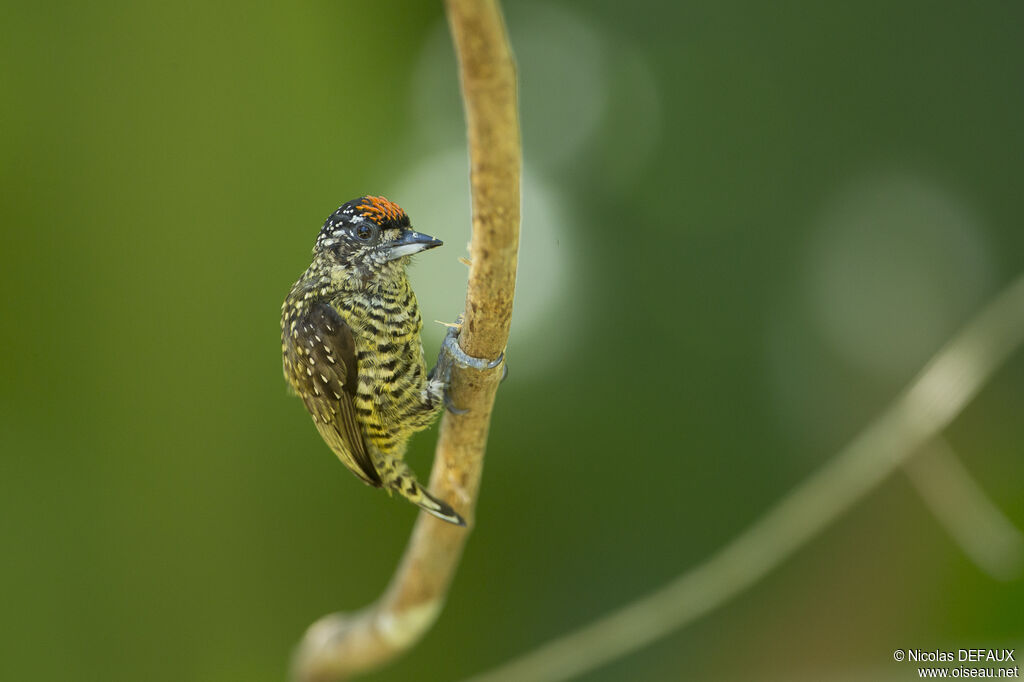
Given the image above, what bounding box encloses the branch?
[464,273,1024,682]
[291,1,519,680]
[905,438,1024,581]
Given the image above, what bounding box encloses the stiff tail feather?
[373,448,466,526]
[414,488,466,526]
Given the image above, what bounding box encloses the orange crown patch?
[356,196,407,226]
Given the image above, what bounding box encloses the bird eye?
[354,223,376,242]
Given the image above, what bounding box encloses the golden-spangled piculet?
[281,195,464,525]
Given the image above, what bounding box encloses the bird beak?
[384,230,443,261]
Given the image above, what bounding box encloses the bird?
[281,195,465,526]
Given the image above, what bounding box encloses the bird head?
[312,196,443,284]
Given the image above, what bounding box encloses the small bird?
[281,195,464,525]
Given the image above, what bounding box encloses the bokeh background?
[3,1,1023,680]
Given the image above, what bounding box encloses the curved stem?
[465,273,1024,682]
[291,1,519,679]
[906,438,1024,581]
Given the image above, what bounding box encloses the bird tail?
[414,488,467,527]
[373,449,466,526]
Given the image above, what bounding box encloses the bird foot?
[432,317,505,414]
[443,392,468,415]
[441,326,504,372]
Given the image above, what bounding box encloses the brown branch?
[290,1,519,680]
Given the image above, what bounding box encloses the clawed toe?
[444,391,469,415]
[442,328,504,371]
[431,317,506,416]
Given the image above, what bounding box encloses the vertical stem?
[447,0,521,361]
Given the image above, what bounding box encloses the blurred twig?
[905,438,1024,581]
[464,274,1024,682]
[290,1,519,680]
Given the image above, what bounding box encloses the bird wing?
[284,301,382,487]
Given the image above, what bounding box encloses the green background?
[3,1,1022,680]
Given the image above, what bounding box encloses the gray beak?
[385,230,443,261]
